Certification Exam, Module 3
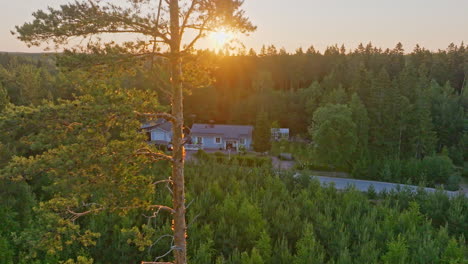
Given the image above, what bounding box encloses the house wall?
[192,134,252,150]
[193,135,223,150]
[241,137,253,149]
[150,128,171,143]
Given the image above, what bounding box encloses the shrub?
[421,155,456,186]
[446,174,461,191]
[195,149,209,161]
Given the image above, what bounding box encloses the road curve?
[310,175,466,198]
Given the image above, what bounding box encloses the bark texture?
[169,0,187,263]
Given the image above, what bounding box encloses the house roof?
[191,123,253,139]
[272,128,290,133]
[141,118,172,132]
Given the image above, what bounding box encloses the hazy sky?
[1,0,467,53]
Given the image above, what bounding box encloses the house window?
[196,137,203,144]
[239,138,245,145]
[215,137,221,144]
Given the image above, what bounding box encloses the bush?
[255,157,271,167]
[446,174,461,191]
[209,155,272,168]
[295,161,345,172]
[421,155,456,186]
[194,149,209,161]
[351,157,371,179]
[238,145,247,155]
[214,151,225,157]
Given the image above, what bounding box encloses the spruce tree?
[0,83,8,112]
[368,68,392,156]
[253,111,271,152]
[293,224,325,264]
[349,93,369,158]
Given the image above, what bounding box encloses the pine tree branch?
[67,204,175,221]
[153,179,173,185]
[180,0,199,37]
[136,148,174,162]
[182,19,210,53]
[135,111,176,122]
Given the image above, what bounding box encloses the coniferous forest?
[0,40,467,263]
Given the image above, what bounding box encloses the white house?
[188,123,253,151]
[141,119,172,147]
[271,128,289,141]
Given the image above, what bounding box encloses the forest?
[0,40,467,263]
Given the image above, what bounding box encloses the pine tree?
[293,224,325,264]
[0,83,8,112]
[350,64,372,106]
[253,111,271,152]
[381,235,409,264]
[368,68,392,156]
[405,93,436,159]
[255,231,272,264]
[349,93,369,158]
[15,1,255,263]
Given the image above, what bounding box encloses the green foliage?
[198,152,271,168]
[351,154,461,189]
[441,238,466,264]
[2,151,468,262]
[194,149,210,161]
[178,43,467,185]
[254,232,272,264]
[253,111,271,152]
[0,83,9,112]
[421,155,457,186]
[310,104,357,169]
[293,224,325,264]
[0,77,163,262]
[381,235,409,264]
[349,93,369,154]
[1,42,468,262]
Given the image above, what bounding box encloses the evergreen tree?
[0,83,8,112]
[293,224,325,264]
[303,81,324,119]
[349,93,369,158]
[350,64,372,105]
[405,93,437,159]
[253,111,271,152]
[255,231,272,264]
[381,235,409,264]
[15,1,256,263]
[368,68,392,156]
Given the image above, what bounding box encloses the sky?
[1,0,467,53]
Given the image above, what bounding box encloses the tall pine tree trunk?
[169,0,187,263]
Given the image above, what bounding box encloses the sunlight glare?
[210,30,232,50]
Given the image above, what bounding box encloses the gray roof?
[191,123,253,139]
[272,128,289,133]
[142,118,172,132]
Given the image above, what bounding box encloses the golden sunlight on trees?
[13,1,255,263]
[209,29,233,50]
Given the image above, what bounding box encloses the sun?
[209,29,232,49]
